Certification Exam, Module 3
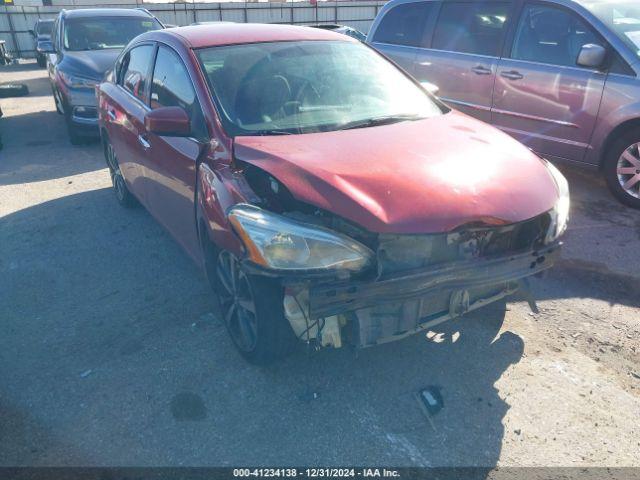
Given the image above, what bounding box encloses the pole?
[5,6,21,59]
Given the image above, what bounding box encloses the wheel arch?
[598,118,640,170]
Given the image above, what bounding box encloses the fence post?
[5,6,21,59]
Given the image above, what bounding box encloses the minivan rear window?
[432,2,510,56]
[372,1,434,47]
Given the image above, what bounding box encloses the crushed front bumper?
[306,243,560,347]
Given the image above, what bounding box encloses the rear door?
[143,44,207,260]
[491,2,607,161]
[368,0,435,74]
[102,43,156,206]
[413,1,514,122]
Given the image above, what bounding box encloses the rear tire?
[104,136,137,208]
[212,249,296,365]
[603,128,640,209]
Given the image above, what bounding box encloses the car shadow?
[0,187,521,469]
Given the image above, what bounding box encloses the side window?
[119,44,154,103]
[372,2,434,47]
[432,2,510,56]
[151,45,206,137]
[511,4,603,67]
[610,52,635,76]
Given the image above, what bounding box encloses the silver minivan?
[367,0,640,208]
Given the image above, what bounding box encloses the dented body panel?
[234,111,559,234]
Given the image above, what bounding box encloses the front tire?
[65,113,83,146]
[213,250,296,365]
[604,129,640,209]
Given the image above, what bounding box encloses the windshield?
[36,21,53,35]
[584,0,640,58]
[63,17,161,51]
[197,40,443,136]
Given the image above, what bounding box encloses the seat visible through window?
[512,5,602,67]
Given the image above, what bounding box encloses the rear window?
[432,2,510,56]
[372,1,434,47]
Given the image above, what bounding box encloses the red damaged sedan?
[97,24,569,364]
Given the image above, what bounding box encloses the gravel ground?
[1,62,639,467]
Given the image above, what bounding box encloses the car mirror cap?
[144,106,191,137]
[576,44,607,69]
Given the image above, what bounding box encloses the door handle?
[107,109,116,121]
[138,134,150,149]
[471,65,492,75]
[501,70,524,80]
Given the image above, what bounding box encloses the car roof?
[63,8,153,19]
[146,23,355,49]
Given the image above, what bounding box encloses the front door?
[143,45,206,261]
[491,2,606,161]
[413,1,513,122]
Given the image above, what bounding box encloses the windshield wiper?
[336,114,423,131]
[248,129,296,136]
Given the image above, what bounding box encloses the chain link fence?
[0,0,386,58]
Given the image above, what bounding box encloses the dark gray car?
[44,8,163,144]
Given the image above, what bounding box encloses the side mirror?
[420,81,440,97]
[144,106,191,137]
[577,44,607,69]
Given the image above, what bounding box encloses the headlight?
[545,161,570,243]
[60,71,99,89]
[228,204,374,272]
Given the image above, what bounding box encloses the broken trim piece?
[308,243,561,319]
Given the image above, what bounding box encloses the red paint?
[235,111,559,233]
[163,23,355,49]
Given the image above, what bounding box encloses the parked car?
[97,24,568,364]
[309,24,367,42]
[367,0,640,208]
[44,8,163,145]
[29,18,54,68]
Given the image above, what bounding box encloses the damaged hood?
[233,111,560,234]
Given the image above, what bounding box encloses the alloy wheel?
[616,142,640,200]
[216,251,259,352]
[106,142,126,202]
